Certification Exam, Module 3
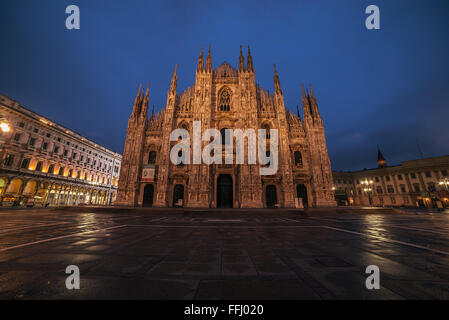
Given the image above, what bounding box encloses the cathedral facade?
[116,46,336,208]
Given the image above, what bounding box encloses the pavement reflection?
[0,208,447,299]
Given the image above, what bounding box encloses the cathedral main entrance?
[217,174,233,208]
[143,184,154,207]
[266,185,278,208]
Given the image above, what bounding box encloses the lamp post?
[361,178,374,206]
[438,178,449,209]
[0,119,12,163]
[0,118,12,137]
[439,178,449,191]
[0,122,11,133]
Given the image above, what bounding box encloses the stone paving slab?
[0,208,448,299]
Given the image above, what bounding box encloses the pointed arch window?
[148,151,157,164]
[218,88,231,112]
[294,151,303,166]
[266,150,271,166]
[178,150,186,166]
[220,128,231,146]
[262,124,271,139]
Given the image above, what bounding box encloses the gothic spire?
[150,104,154,121]
[197,45,204,72]
[239,45,245,72]
[131,83,143,117]
[273,64,281,94]
[302,83,312,119]
[296,104,303,126]
[133,83,142,107]
[206,45,212,72]
[140,82,150,121]
[307,87,313,112]
[145,82,150,99]
[247,45,254,72]
[170,64,177,93]
[309,84,321,119]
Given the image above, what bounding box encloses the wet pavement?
[0,208,448,299]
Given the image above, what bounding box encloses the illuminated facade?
[0,94,122,207]
[117,46,336,208]
[333,151,449,208]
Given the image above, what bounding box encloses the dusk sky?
[1,0,448,171]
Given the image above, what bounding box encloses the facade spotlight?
[0,121,11,133]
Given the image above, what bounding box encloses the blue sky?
[1,0,448,171]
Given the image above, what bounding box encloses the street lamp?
[363,187,373,194]
[361,178,374,186]
[361,178,374,206]
[440,178,449,191]
[0,120,12,167]
[0,121,11,133]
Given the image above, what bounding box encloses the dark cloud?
[0,0,448,167]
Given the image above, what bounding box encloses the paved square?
[0,208,448,299]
